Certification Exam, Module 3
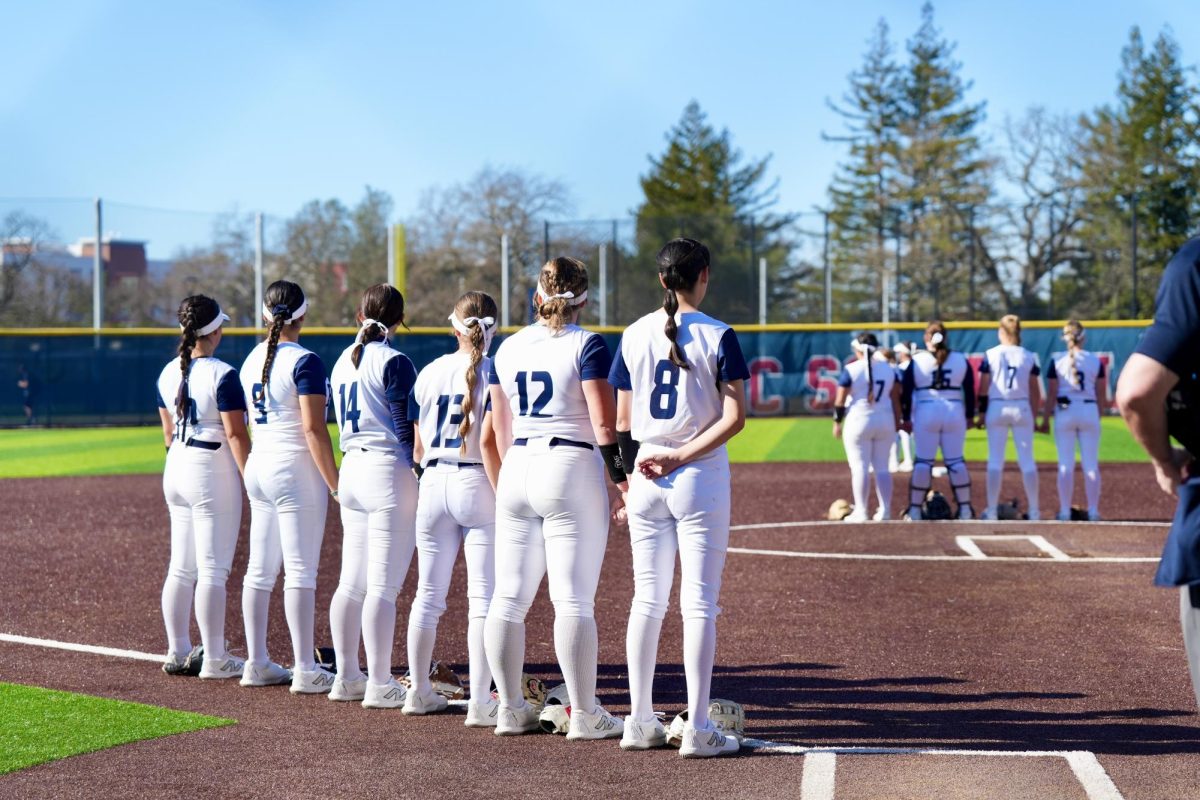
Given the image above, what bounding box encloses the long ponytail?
[926,320,950,366]
[656,238,710,371]
[853,332,879,404]
[174,295,223,436]
[258,280,307,407]
[451,291,499,455]
[351,284,407,369]
[1063,319,1085,389]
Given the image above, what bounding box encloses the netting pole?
[501,233,510,328]
[93,197,103,331]
[894,226,902,322]
[254,212,264,330]
[758,257,767,325]
[822,211,832,324]
[1131,192,1139,318]
[611,220,619,324]
[599,242,608,326]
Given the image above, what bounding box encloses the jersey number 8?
[650,360,680,420]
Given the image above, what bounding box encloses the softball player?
[610,238,749,758]
[405,291,500,723]
[327,284,418,709]
[892,343,915,472]
[483,256,628,740]
[1041,320,1105,521]
[901,321,976,520]
[833,333,900,522]
[238,280,340,693]
[157,295,249,679]
[976,315,1043,520]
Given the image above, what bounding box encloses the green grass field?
[0,416,1146,479]
[0,683,233,774]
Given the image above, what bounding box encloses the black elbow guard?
[600,442,626,485]
[616,430,639,476]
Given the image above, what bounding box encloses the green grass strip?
[0,682,234,774]
[0,416,1149,478]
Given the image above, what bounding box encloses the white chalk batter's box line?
[0,633,1126,798]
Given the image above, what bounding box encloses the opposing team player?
[239,280,341,693]
[901,321,976,520]
[483,256,628,740]
[157,295,250,679]
[328,284,418,709]
[1041,320,1105,521]
[833,333,900,522]
[975,315,1043,520]
[406,292,501,722]
[609,238,749,757]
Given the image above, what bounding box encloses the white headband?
[355,318,390,345]
[894,343,911,356]
[537,281,588,307]
[449,312,497,353]
[263,298,309,325]
[930,332,945,346]
[187,306,230,337]
[851,340,877,355]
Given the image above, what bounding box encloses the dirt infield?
[0,463,1196,799]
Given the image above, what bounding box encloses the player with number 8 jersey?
[483,256,629,740]
[609,238,750,758]
[328,284,419,709]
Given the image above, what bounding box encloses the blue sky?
[3,1,1198,255]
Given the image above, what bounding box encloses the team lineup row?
[832,315,1107,523]
[157,238,748,757]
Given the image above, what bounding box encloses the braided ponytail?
[174,295,222,436]
[258,280,307,408]
[1064,319,1085,389]
[452,291,499,455]
[853,333,879,404]
[656,238,711,372]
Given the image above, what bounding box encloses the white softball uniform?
[610,309,750,728]
[484,322,612,716]
[329,341,419,685]
[837,355,896,519]
[156,356,246,660]
[407,352,496,701]
[902,350,976,513]
[979,344,1041,516]
[1048,350,1105,516]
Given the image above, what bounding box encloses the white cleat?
[328,675,368,702]
[494,702,540,735]
[1088,510,1102,522]
[465,698,500,728]
[957,505,975,521]
[842,512,869,523]
[1027,510,1041,521]
[897,461,914,473]
[291,666,336,695]
[199,655,246,680]
[872,506,889,521]
[566,704,624,741]
[362,678,408,709]
[620,716,667,750]
[403,687,449,715]
[239,660,292,687]
[1056,511,1072,521]
[904,506,923,522]
[679,722,740,758]
[980,508,997,521]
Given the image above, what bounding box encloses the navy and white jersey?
[837,355,895,416]
[1047,351,1105,403]
[156,356,246,445]
[239,340,329,453]
[331,340,417,459]
[411,351,492,466]
[902,350,976,418]
[979,344,1040,401]
[490,323,611,443]
[1136,235,1200,376]
[609,310,750,449]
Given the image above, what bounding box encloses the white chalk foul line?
[0,633,166,663]
[727,547,1159,564]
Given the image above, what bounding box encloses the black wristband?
[977,396,989,414]
[616,430,639,476]
[600,442,626,485]
[833,406,847,423]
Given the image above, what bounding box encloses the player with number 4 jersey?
[328,284,418,710]
[610,238,749,758]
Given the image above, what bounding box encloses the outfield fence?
[0,321,1147,426]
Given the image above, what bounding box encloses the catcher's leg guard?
[946,457,973,514]
[908,457,933,517]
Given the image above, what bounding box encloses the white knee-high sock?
[194,583,226,659]
[242,586,271,665]
[875,466,893,516]
[329,588,365,681]
[284,587,316,671]
[626,612,663,721]
[554,615,599,713]
[900,430,913,463]
[1057,464,1074,516]
[1084,468,1101,514]
[161,576,194,657]
[407,623,437,694]
[362,596,396,685]
[484,618,526,708]
[986,468,1003,512]
[850,461,870,515]
[467,617,492,704]
[1021,469,1040,518]
[684,617,717,729]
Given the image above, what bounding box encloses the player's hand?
[1036,419,1050,434]
[638,451,682,479]
[1153,452,1190,497]
[612,490,628,525]
[832,422,842,439]
[974,416,985,429]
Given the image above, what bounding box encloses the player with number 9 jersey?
[483,256,629,740]
[238,280,341,694]
[405,291,501,722]
[975,315,1042,520]
[609,238,749,758]
[326,284,418,709]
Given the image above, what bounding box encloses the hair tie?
[448,312,497,353]
[537,280,588,307]
[930,332,945,346]
[263,297,309,325]
[851,340,876,355]
[355,318,390,345]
